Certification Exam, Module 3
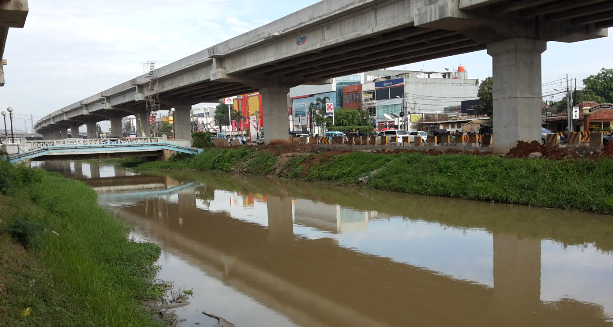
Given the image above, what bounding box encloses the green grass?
[135,148,613,215]
[0,161,165,326]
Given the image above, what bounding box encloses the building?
[543,103,613,133]
[342,84,362,109]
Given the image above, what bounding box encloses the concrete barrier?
[213,138,227,147]
[590,132,603,148]
[379,136,388,145]
[361,136,369,145]
[455,134,465,144]
[414,137,423,146]
[439,135,450,145]
[568,132,581,146]
[320,137,331,145]
[427,135,437,146]
[402,136,410,145]
[545,134,558,146]
[332,137,344,145]
[468,134,478,144]
[347,136,355,145]
[230,139,241,146]
[369,136,377,145]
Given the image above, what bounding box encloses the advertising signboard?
[410,114,423,123]
[572,107,580,120]
[375,78,404,89]
[224,97,233,105]
[326,103,334,117]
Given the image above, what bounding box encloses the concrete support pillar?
[41,132,49,140]
[110,117,123,138]
[52,129,61,140]
[136,111,151,137]
[490,233,541,318]
[70,123,81,138]
[261,87,290,145]
[267,196,294,243]
[58,126,68,139]
[89,162,100,179]
[173,105,192,140]
[86,122,97,139]
[488,38,547,153]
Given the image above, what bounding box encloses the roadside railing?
[26,137,166,150]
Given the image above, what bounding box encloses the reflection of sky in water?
[203,190,494,287]
[197,189,613,317]
[541,241,613,318]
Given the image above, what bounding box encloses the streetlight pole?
[7,107,14,143]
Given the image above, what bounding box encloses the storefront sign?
[589,104,613,112]
[572,107,580,120]
[375,78,404,89]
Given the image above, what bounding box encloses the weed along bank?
[0,160,173,326]
[136,142,613,215]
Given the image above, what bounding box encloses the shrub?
[191,132,216,149]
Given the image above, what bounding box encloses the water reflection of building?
[294,199,382,233]
[108,188,610,327]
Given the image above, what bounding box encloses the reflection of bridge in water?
[103,181,611,327]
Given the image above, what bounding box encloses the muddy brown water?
[36,160,613,327]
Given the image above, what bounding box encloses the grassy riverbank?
[0,161,166,326]
[137,147,613,215]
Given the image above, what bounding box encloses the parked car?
[408,131,428,143]
[210,133,228,140]
[604,133,613,145]
[541,128,559,145]
[324,131,348,142]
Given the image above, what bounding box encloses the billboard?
[410,114,423,123]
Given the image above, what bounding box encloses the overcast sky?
[1,0,611,132]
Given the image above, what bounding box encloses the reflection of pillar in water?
[267,197,294,242]
[114,165,126,177]
[74,162,83,179]
[44,160,57,172]
[89,162,101,179]
[62,161,71,175]
[178,189,197,222]
[491,234,541,318]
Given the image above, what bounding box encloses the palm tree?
[309,96,331,134]
[231,109,247,131]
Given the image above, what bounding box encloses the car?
[541,128,559,145]
[377,130,409,143]
[210,132,228,140]
[408,131,428,143]
[324,131,348,142]
[604,133,613,145]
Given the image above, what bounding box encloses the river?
[35,160,613,327]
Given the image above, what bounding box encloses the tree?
[583,68,613,103]
[231,109,246,131]
[123,120,132,136]
[326,108,374,134]
[308,96,331,132]
[474,77,493,117]
[214,102,230,132]
[158,121,173,137]
[96,124,102,137]
[576,90,604,104]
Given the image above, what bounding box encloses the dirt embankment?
[220,142,613,160]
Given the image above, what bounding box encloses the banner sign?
[410,114,423,123]
[375,78,404,89]
[224,97,233,105]
[326,103,334,115]
[589,104,613,112]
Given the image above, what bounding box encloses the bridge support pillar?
[52,129,61,140]
[173,105,192,140]
[110,117,123,138]
[488,38,546,154]
[86,122,97,139]
[70,123,81,138]
[136,111,151,138]
[59,126,68,139]
[261,87,290,145]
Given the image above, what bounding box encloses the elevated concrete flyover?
[0,0,28,86]
[35,0,611,151]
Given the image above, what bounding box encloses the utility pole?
[566,74,572,132]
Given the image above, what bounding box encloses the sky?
[1,0,612,132]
